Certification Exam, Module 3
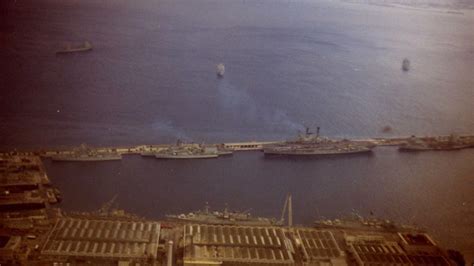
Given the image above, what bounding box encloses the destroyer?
[166,202,281,226]
[264,127,375,156]
[155,140,232,159]
[50,144,121,161]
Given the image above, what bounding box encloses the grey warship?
[165,203,282,226]
[264,127,375,156]
[155,140,231,159]
[50,144,122,161]
[399,134,474,151]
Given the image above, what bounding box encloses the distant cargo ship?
[166,203,281,226]
[264,127,375,156]
[56,41,92,54]
[399,135,474,151]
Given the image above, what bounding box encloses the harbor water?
[1,0,473,259]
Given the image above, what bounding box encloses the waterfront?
[1,0,474,262]
[43,148,474,258]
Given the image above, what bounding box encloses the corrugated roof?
[183,224,293,264]
[41,217,160,259]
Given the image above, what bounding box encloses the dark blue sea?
[1,0,473,260]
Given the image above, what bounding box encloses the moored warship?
[399,134,474,151]
[166,203,282,226]
[264,127,375,156]
[50,144,122,161]
[155,140,231,159]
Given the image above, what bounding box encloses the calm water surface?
[1,0,473,260]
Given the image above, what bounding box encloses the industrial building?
[41,217,162,265]
[181,224,294,265]
[180,223,454,266]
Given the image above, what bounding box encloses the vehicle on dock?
[263,127,375,156]
[50,144,122,161]
[154,140,232,159]
[56,41,92,54]
[166,202,282,226]
[399,135,474,151]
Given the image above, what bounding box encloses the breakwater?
[2,134,474,157]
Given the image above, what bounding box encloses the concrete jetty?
[1,134,473,160]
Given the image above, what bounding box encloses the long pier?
[2,135,474,158]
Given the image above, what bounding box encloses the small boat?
[56,41,93,54]
[402,58,410,71]
[216,63,225,77]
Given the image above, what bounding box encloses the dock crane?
[97,194,117,215]
[280,193,293,227]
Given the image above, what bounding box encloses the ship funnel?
[316,127,320,137]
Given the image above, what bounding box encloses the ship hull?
[155,154,218,159]
[217,151,233,156]
[51,155,122,161]
[56,46,92,54]
[140,151,157,156]
[263,148,373,156]
[399,145,471,152]
[165,216,280,226]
